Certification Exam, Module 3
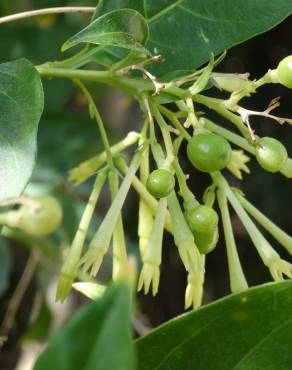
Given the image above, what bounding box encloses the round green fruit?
[195,227,219,254]
[187,205,219,234]
[187,132,232,173]
[146,169,175,198]
[276,55,292,89]
[255,137,287,173]
[18,195,63,236]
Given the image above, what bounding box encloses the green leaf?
[93,0,292,78]
[0,237,12,297]
[62,9,150,55]
[136,281,292,369]
[0,58,44,201]
[34,282,135,370]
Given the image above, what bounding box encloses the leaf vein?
[148,0,184,24]
[233,316,292,369]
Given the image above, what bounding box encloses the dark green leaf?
[0,237,12,297]
[62,9,150,55]
[0,58,44,201]
[93,0,292,78]
[34,282,135,370]
[136,281,292,369]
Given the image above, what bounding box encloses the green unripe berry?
[276,55,292,89]
[18,195,63,236]
[187,205,219,234]
[195,226,219,254]
[255,137,287,173]
[187,132,232,173]
[146,169,175,198]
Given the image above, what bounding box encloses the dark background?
[0,1,291,368]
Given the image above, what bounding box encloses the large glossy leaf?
[62,9,149,55]
[34,282,135,370]
[0,58,44,201]
[136,281,292,369]
[93,0,292,78]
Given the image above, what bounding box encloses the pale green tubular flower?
[167,191,203,274]
[138,145,154,258]
[108,170,127,281]
[56,171,107,302]
[235,191,292,257]
[138,200,154,258]
[185,254,205,309]
[78,149,144,276]
[214,172,292,282]
[217,188,248,293]
[138,198,167,296]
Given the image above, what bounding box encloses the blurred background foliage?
[0,1,291,369]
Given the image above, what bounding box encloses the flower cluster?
[55,55,292,309]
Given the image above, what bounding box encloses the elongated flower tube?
[236,191,292,256]
[138,197,167,295]
[79,149,144,276]
[138,201,153,258]
[56,171,107,302]
[214,173,292,281]
[108,170,127,281]
[68,131,140,185]
[167,191,203,274]
[138,146,153,258]
[185,254,205,309]
[217,188,248,293]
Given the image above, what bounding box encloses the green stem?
[216,188,248,293]
[236,192,292,256]
[172,159,199,212]
[158,105,191,141]
[36,66,186,99]
[193,94,251,142]
[226,71,273,108]
[150,102,175,167]
[203,119,255,154]
[74,79,113,166]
